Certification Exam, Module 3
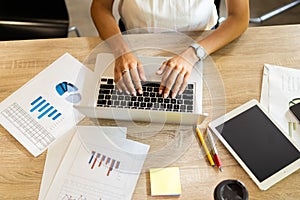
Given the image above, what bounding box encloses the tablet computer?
[209,99,300,190]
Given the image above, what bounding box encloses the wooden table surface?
[1,24,300,200]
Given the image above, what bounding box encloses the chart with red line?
[88,151,121,176]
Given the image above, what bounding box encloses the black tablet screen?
[216,105,300,182]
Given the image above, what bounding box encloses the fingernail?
[172,93,177,98]
[126,90,130,95]
[132,91,136,96]
[138,89,143,94]
[159,90,162,95]
[163,93,168,98]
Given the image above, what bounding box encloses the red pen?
[207,128,223,172]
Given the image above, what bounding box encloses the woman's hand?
[156,47,199,98]
[114,52,146,96]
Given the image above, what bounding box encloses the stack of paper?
[261,64,300,147]
[0,53,95,156]
[39,126,149,200]
[0,53,150,199]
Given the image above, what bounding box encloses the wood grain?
[0,25,300,200]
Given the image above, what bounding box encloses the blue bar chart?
[30,96,62,120]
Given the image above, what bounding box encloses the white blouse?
[118,0,218,32]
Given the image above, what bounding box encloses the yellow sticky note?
[150,167,182,196]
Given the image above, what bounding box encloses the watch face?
[196,47,205,59]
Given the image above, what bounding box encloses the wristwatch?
[190,43,207,61]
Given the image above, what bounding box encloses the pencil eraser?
[149,167,182,196]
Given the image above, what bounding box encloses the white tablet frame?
[209,99,300,190]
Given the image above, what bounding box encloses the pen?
[195,126,215,167]
[207,128,223,172]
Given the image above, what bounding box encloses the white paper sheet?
[0,53,96,156]
[38,127,76,200]
[260,64,300,147]
[44,126,149,200]
[38,126,127,200]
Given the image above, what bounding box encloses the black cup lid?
[214,179,248,200]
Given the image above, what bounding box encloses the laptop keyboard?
[97,77,194,113]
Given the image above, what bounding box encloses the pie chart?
[55,82,81,103]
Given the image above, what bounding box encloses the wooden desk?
[1,25,300,200]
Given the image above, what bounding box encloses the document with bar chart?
[38,126,127,200]
[0,53,96,156]
[44,126,149,200]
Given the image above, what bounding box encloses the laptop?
[74,53,207,125]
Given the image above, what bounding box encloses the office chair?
[0,0,80,41]
[214,0,221,28]
[214,0,221,16]
[250,0,300,23]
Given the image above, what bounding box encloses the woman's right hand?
[114,52,146,96]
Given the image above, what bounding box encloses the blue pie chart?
[55,82,81,103]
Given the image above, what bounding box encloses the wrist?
[189,43,207,62]
[185,47,201,65]
[111,43,131,57]
[106,35,131,57]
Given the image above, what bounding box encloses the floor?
[66,0,300,37]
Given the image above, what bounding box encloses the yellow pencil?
[195,126,215,167]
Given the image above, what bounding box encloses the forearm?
[199,15,249,55]
[91,0,130,56]
[198,1,250,55]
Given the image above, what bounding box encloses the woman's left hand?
[156,47,199,98]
